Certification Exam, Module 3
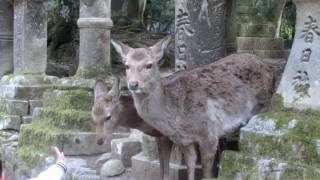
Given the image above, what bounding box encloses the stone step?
[239,116,320,166]
[131,153,203,180]
[111,137,142,167]
[0,99,43,116]
[0,74,57,99]
[0,115,21,131]
[237,37,284,51]
[238,23,276,38]
[219,150,320,179]
[237,50,290,59]
[43,89,93,111]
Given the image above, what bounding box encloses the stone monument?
[218,1,320,179]
[175,0,226,70]
[0,0,13,77]
[13,0,48,74]
[77,0,113,78]
[277,0,320,110]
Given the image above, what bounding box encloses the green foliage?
[144,0,174,33]
[281,1,296,44]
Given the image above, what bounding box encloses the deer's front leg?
[182,144,197,180]
[199,137,218,178]
[156,137,173,180]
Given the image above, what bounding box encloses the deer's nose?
[128,81,139,91]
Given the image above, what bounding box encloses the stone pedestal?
[13,0,48,74]
[277,0,320,110]
[175,0,226,70]
[77,0,113,78]
[0,1,13,77]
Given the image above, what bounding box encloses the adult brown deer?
[92,78,173,180]
[111,36,274,180]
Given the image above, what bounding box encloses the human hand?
[52,146,65,163]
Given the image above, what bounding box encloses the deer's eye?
[106,115,111,121]
[146,64,152,69]
[125,65,130,70]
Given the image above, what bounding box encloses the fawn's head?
[111,36,171,94]
[92,78,120,145]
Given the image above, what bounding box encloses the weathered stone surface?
[20,116,32,125]
[101,159,125,177]
[63,132,109,156]
[5,99,29,116]
[175,0,226,70]
[111,138,142,167]
[132,153,202,180]
[0,75,57,99]
[0,115,21,130]
[95,152,112,167]
[29,100,43,114]
[13,0,48,74]
[0,0,13,77]
[141,134,158,160]
[240,115,320,165]
[277,0,320,110]
[77,0,113,78]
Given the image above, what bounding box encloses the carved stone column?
[77,0,113,78]
[277,0,320,110]
[175,0,226,71]
[13,0,48,74]
[0,0,13,77]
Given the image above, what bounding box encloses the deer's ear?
[94,79,108,99]
[111,39,131,63]
[108,77,120,104]
[150,35,171,63]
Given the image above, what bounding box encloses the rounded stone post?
[77,0,113,78]
[277,0,320,110]
[175,0,226,71]
[0,0,13,77]
[13,0,48,74]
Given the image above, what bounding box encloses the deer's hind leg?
[199,137,219,178]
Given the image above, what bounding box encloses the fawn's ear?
[111,39,132,63]
[94,79,108,99]
[108,77,120,104]
[150,35,171,63]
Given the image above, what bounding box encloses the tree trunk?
[275,0,287,38]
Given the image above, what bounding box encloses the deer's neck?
[132,81,176,136]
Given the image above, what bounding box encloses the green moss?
[17,122,71,173]
[75,64,112,79]
[35,106,92,131]
[43,89,93,111]
[245,95,320,165]
[218,151,257,180]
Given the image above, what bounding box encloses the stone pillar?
[175,0,226,71]
[277,0,320,110]
[77,0,113,78]
[0,0,14,77]
[13,0,48,74]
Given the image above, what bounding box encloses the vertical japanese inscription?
[175,5,194,71]
[299,16,320,43]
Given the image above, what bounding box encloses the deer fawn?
[92,78,173,180]
[111,36,274,179]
